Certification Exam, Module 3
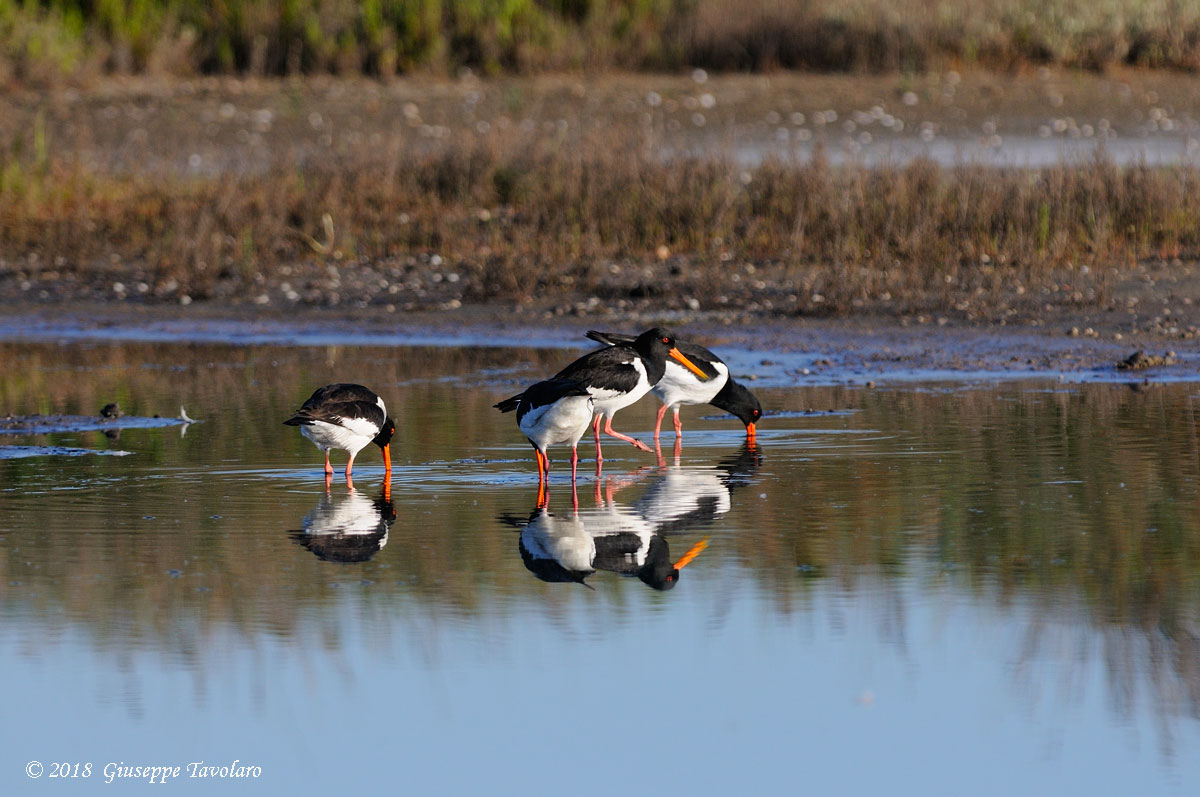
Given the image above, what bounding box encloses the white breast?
[590,358,652,416]
[521,512,595,572]
[300,418,378,455]
[519,395,594,450]
[303,491,388,537]
[653,360,729,409]
[636,466,732,528]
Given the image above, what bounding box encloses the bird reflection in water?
[289,477,395,563]
[505,441,761,590]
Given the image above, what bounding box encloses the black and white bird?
[585,330,762,441]
[508,494,710,591]
[504,378,594,492]
[289,482,395,563]
[283,383,395,479]
[496,328,708,463]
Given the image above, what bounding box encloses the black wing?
[302,383,382,407]
[590,532,648,575]
[515,379,591,423]
[586,330,723,380]
[494,394,522,413]
[585,330,635,347]
[554,346,643,394]
[284,384,386,428]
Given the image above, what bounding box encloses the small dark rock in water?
[1117,351,1176,370]
[100,402,122,418]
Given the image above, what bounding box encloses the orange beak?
[668,348,709,380]
[746,422,756,441]
[382,444,392,474]
[673,537,710,570]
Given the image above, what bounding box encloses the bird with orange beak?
[284,383,394,480]
[585,330,762,441]
[498,327,710,464]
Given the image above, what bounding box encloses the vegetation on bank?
[3,120,1199,314]
[3,0,1200,84]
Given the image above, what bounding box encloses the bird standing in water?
[499,378,594,506]
[284,383,395,481]
[497,328,708,468]
[585,330,762,442]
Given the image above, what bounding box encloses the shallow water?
[1,339,1199,793]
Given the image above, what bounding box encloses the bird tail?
[282,412,314,426]
[585,330,634,347]
[493,394,522,413]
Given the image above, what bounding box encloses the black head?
[637,536,680,591]
[373,417,396,449]
[631,327,677,355]
[711,380,762,429]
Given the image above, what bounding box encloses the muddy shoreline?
[2,300,1195,384]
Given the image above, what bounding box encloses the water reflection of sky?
[1,340,1198,793]
[4,574,1196,794]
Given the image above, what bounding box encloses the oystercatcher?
[586,330,762,441]
[507,498,711,590]
[503,378,594,500]
[284,383,395,478]
[289,481,395,563]
[496,327,709,463]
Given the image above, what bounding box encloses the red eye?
[661,337,670,344]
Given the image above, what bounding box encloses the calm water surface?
[1,340,1198,794]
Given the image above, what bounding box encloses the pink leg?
[324,450,333,475]
[673,408,683,438]
[570,445,580,511]
[604,415,652,453]
[654,404,669,441]
[593,415,604,463]
[345,451,356,478]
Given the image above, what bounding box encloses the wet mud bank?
[0,302,1194,385]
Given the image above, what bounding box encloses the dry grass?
[3,0,1200,85]
[3,121,1200,316]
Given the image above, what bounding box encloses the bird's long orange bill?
[673,537,710,570]
[382,444,392,473]
[669,348,709,380]
[746,422,756,441]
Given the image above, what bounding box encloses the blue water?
[0,339,1197,794]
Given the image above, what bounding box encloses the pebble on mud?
[1116,351,1177,370]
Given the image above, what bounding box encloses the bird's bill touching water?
[745,422,756,441]
[673,537,710,570]
[668,348,710,379]
[382,444,392,474]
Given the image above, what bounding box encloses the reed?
[2,0,1199,84]
[2,116,1198,315]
